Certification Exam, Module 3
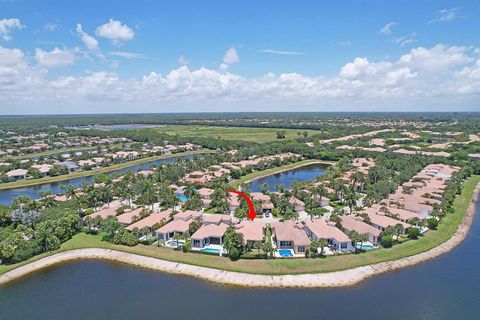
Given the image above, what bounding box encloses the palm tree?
[312,184,326,207]
[394,223,404,240]
[274,183,286,193]
[318,238,328,256]
[351,171,366,192]
[345,188,357,214]
[347,230,360,252]
[61,185,77,200]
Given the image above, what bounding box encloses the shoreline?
[0,150,209,190]
[1,183,477,288]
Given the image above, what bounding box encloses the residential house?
[304,219,352,252]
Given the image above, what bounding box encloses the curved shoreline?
[1,183,478,288]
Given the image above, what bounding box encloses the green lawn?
[0,150,210,190]
[230,159,334,189]
[154,125,319,143]
[1,175,478,276]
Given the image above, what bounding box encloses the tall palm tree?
[345,188,357,214]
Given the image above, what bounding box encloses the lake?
[249,163,328,191]
[0,198,479,319]
[0,154,197,206]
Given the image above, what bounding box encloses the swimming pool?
[356,243,374,250]
[278,249,293,257]
[176,195,188,201]
[200,248,221,254]
[165,239,185,248]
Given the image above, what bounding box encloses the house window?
[279,241,292,247]
[341,243,348,249]
[298,246,305,253]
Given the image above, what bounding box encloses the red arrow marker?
[226,190,257,221]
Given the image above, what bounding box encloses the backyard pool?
[278,249,293,257]
[200,248,221,254]
[165,239,185,248]
[176,195,188,201]
[355,243,374,250]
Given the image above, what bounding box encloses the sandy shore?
[0,184,478,288]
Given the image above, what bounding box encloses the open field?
[0,150,210,190]
[1,175,477,276]
[154,125,319,143]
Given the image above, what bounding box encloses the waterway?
[0,154,196,206]
[0,200,479,319]
[249,163,328,191]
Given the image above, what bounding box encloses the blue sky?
[0,0,479,114]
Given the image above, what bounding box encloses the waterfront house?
[55,161,79,173]
[126,210,172,232]
[190,223,229,249]
[340,215,381,244]
[363,209,411,233]
[234,220,265,245]
[304,219,352,252]
[87,205,121,219]
[31,164,54,177]
[156,219,192,241]
[117,208,144,225]
[6,168,28,181]
[271,220,310,255]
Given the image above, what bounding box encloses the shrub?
[407,227,421,239]
[113,231,139,246]
[381,236,394,248]
[427,218,439,230]
[228,247,241,261]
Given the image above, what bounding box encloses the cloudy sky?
[1,0,479,114]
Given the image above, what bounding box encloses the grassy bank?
[0,150,211,190]
[230,159,334,189]
[5,145,102,161]
[2,174,477,276]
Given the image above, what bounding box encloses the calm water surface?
[1,200,478,320]
[249,163,328,191]
[0,154,196,206]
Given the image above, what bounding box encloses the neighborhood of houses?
[75,152,458,258]
[0,139,200,182]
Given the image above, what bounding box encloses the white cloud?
[430,8,462,23]
[1,44,479,112]
[220,47,239,71]
[178,55,189,65]
[260,49,304,55]
[0,18,24,41]
[95,19,134,43]
[394,33,417,46]
[380,22,397,35]
[43,22,58,32]
[109,51,145,59]
[223,47,239,64]
[35,47,78,68]
[76,24,99,51]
